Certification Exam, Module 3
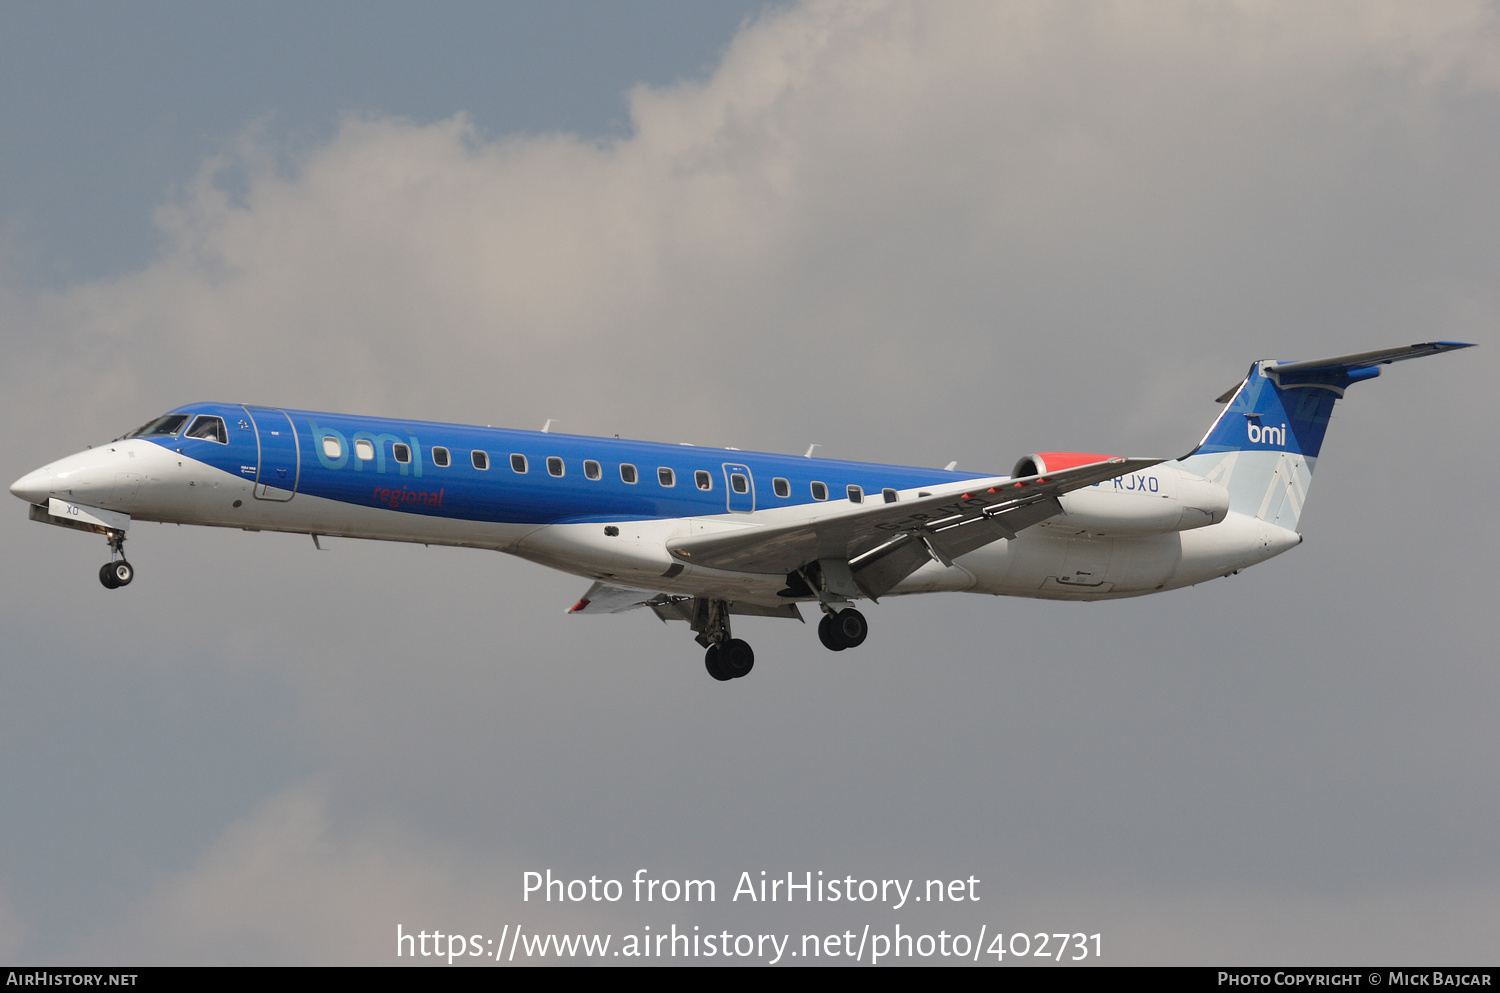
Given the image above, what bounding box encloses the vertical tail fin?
[1177,342,1472,530]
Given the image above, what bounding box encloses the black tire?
[111,561,134,587]
[720,639,754,678]
[704,645,733,681]
[99,562,120,589]
[834,608,867,648]
[818,614,846,651]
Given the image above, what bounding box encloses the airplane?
[9,342,1472,681]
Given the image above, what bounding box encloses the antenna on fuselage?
[804,444,820,458]
[541,419,555,433]
[944,461,959,471]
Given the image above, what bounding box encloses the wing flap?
[847,534,933,599]
[566,581,664,614]
[567,581,802,621]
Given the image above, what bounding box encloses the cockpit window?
[185,415,227,444]
[129,414,190,438]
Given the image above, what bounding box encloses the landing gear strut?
[817,607,867,651]
[694,599,755,682]
[98,531,133,589]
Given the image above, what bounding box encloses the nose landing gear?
[98,532,134,589]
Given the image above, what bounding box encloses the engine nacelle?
[1012,451,1230,537]
[1012,451,1117,478]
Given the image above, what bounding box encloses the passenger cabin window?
[355,439,375,461]
[620,464,638,484]
[129,414,189,438]
[510,453,526,473]
[547,457,564,477]
[472,451,489,470]
[811,481,828,501]
[882,488,898,503]
[847,485,864,503]
[658,467,675,487]
[773,477,790,498]
[432,446,450,467]
[731,473,749,494]
[393,443,411,464]
[584,460,602,480]
[695,470,712,491]
[322,436,342,459]
[185,416,227,444]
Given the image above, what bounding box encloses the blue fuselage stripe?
[155,404,987,525]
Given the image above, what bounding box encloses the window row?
[319,435,901,503]
[807,483,900,504]
[132,419,901,506]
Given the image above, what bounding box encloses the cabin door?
[243,406,300,502]
[722,463,755,513]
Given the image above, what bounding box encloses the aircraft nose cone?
[10,468,52,505]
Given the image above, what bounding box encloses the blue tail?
[1178,342,1472,529]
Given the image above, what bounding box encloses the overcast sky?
[2,0,1497,966]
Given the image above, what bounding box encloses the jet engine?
[1012,451,1230,537]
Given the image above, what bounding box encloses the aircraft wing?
[665,456,1161,599]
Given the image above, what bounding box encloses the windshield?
[127,414,190,438]
[185,415,227,444]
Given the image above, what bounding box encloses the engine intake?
[1012,451,1116,479]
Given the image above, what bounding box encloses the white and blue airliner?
[10,342,1470,681]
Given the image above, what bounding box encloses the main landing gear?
[691,600,870,681]
[694,599,755,682]
[98,531,134,589]
[817,607,868,652]
[704,639,754,681]
[687,603,870,681]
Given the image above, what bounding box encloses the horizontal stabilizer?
[1214,341,1473,402]
[1264,341,1473,376]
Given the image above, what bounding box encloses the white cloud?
[9,1,1495,458]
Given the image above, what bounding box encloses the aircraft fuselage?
[10,403,1289,609]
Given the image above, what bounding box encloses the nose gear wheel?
[98,532,133,589]
[99,560,133,589]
